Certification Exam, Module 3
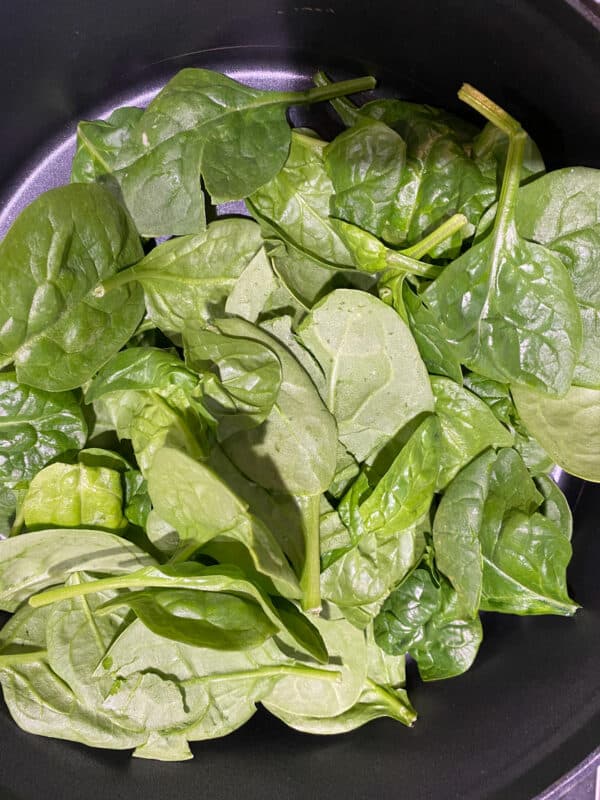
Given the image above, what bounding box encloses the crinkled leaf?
[0,184,144,390]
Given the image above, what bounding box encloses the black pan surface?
[0,2,599,798]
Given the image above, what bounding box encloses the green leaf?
[248,131,355,268]
[512,384,600,482]
[403,285,463,384]
[146,447,300,598]
[432,450,496,616]
[373,568,483,681]
[535,475,572,540]
[22,461,127,531]
[107,218,264,337]
[46,572,132,708]
[71,106,144,185]
[111,69,375,236]
[316,73,495,255]
[324,116,406,238]
[479,449,577,615]
[512,167,600,388]
[0,374,87,529]
[0,604,146,750]
[352,416,441,539]
[217,317,338,496]
[224,247,280,322]
[184,322,282,441]
[298,289,434,464]
[424,95,581,395]
[101,587,278,650]
[0,529,155,612]
[431,376,513,489]
[0,184,144,390]
[262,612,366,719]
[87,347,199,401]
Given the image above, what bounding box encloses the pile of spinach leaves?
[0,69,594,761]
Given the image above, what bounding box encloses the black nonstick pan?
[0,1,599,798]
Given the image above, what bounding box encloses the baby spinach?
[184,322,282,441]
[146,447,300,599]
[0,374,87,532]
[424,86,581,395]
[297,289,434,464]
[21,460,127,531]
[431,376,513,489]
[0,529,155,612]
[0,184,144,391]
[479,449,577,615]
[512,384,600,482]
[324,116,406,239]
[71,106,144,186]
[110,69,375,236]
[98,218,264,337]
[0,69,593,759]
[374,567,483,681]
[314,71,496,255]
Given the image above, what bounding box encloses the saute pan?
[0,1,599,797]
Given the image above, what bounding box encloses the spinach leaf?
[0,529,155,612]
[479,449,577,615]
[184,322,282,441]
[0,604,147,750]
[0,374,87,531]
[217,317,337,496]
[324,116,406,238]
[146,447,300,599]
[100,219,264,337]
[87,347,199,400]
[92,359,212,476]
[99,617,335,756]
[373,568,483,681]
[431,376,513,489]
[45,572,133,708]
[248,131,356,268]
[463,372,552,474]
[111,70,375,236]
[298,289,433,464]
[262,612,366,719]
[224,247,281,322]
[71,106,144,185]
[432,450,496,616]
[512,384,600,482]
[511,167,600,388]
[21,461,127,531]
[320,418,438,624]
[264,625,415,732]
[0,184,145,390]
[315,72,496,255]
[535,475,572,540]
[403,285,463,384]
[101,588,279,650]
[424,87,581,395]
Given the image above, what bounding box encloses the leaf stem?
[185,664,340,686]
[312,71,361,126]
[366,679,417,726]
[288,76,376,107]
[93,265,140,297]
[459,84,526,248]
[458,84,522,137]
[30,574,144,607]
[400,214,469,260]
[384,250,442,279]
[298,494,322,615]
